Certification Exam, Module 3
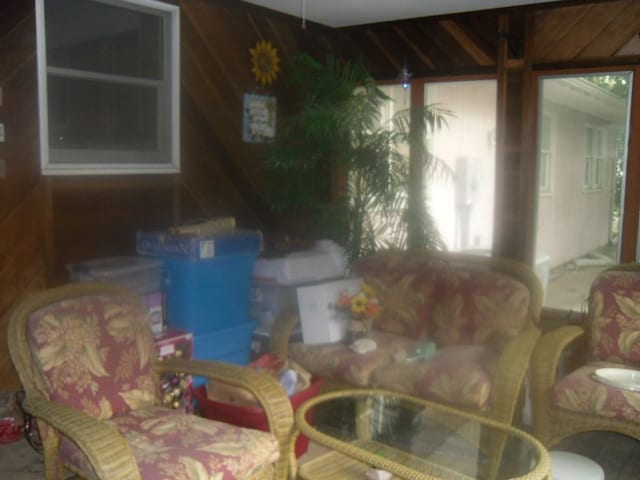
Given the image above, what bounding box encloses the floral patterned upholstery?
[290,332,423,386]
[288,250,538,416]
[588,270,640,364]
[370,345,499,411]
[23,290,282,480]
[28,295,157,419]
[353,252,531,350]
[549,269,640,421]
[60,406,279,480]
[552,361,640,422]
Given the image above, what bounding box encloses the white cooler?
[549,451,604,480]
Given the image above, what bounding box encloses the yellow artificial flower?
[351,293,368,315]
[249,40,280,86]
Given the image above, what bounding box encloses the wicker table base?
[299,450,372,479]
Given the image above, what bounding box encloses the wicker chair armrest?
[530,325,585,441]
[157,357,294,479]
[489,328,541,426]
[21,395,141,480]
[530,325,585,397]
[268,309,301,359]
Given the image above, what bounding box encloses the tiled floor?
[0,434,327,479]
[2,429,639,479]
[1,436,49,479]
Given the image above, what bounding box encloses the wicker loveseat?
[271,249,543,426]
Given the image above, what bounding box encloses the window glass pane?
[36,0,179,173]
[47,76,158,151]
[536,73,632,309]
[538,115,553,192]
[45,0,162,79]
[424,80,497,252]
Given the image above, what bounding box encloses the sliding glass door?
[535,71,633,310]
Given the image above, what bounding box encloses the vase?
[346,316,373,344]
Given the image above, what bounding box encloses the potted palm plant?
[266,53,451,260]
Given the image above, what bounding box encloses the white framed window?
[538,113,554,193]
[583,125,605,191]
[36,0,180,175]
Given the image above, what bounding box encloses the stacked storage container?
[66,256,165,336]
[137,226,263,384]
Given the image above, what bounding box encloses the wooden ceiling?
[336,0,640,79]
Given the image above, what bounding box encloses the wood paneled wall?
[0,0,638,393]
[0,0,336,392]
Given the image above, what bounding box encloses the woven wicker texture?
[530,263,640,448]
[270,250,542,428]
[293,389,551,480]
[7,281,294,480]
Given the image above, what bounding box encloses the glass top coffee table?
[294,389,550,480]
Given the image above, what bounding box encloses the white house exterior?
[535,77,628,269]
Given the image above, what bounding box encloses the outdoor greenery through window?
[36,0,180,174]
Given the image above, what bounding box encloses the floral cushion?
[289,332,423,386]
[588,270,640,364]
[370,345,499,411]
[352,252,433,338]
[27,294,157,419]
[353,251,531,351]
[60,406,279,480]
[552,361,640,423]
[429,266,530,350]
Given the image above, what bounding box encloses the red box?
[155,328,193,359]
[193,377,323,458]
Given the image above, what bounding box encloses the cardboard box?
[137,229,262,260]
[296,277,362,344]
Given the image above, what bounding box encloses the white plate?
[593,368,640,391]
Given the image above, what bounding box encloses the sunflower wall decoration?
[249,40,280,86]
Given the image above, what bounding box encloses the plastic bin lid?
[67,256,163,278]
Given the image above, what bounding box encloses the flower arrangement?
[336,282,382,341]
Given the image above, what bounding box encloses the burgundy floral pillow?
[589,270,640,364]
[353,252,433,338]
[428,266,530,350]
[28,294,157,420]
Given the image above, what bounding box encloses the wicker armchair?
[7,282,294,480]
[531,264,640,447]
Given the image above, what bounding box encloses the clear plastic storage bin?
[67,256,163,295]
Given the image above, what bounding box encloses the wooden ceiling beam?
[392,25,435,69]
[439,19,494,66]
[365,29,403,72]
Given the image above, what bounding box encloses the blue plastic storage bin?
[192,320,257,387]
[163,253,258,334]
